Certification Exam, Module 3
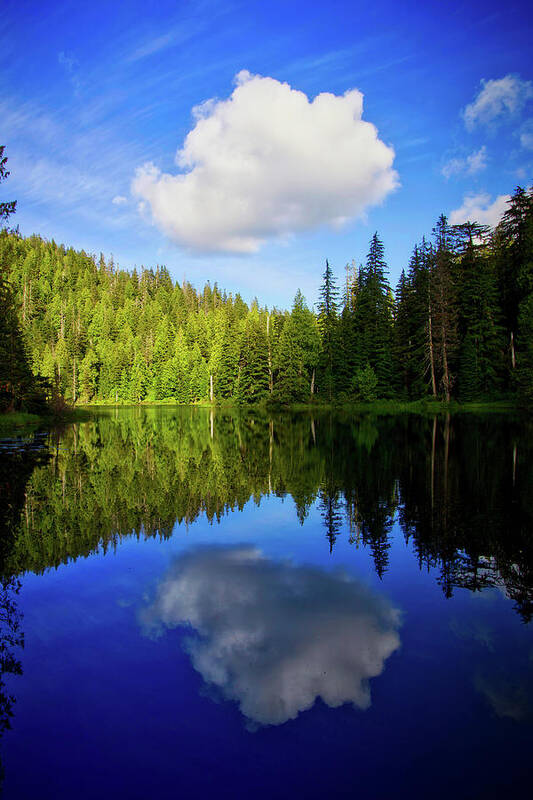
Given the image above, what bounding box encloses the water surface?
[0,408,531,798]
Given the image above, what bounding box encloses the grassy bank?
[0,408,93,434]
[289,399,522,415]
[77,398,522,415]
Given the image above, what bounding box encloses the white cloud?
[112,195,128,206]
[132,71,398,254]
[442,146,488,179]
[463,75,533,131]
[140,546,401,727]
[449,192,510,227]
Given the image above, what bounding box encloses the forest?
[0,169,532,410]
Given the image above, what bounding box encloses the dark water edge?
[0,408,91,436]
[0,408,531,798]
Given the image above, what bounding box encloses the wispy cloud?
[0,94,143,230]
[397,137,429,150]
[126,32,177,63]
[519,119,533,150]
[123,0,235,65]
[58,50,81,95]
[283,36,391,79]
[442,146,488,179]
[463,75,533,131]
[124,23,205,64]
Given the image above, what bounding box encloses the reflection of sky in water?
[140,545,401,726]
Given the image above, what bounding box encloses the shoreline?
[79,398,521,414]
[0,399,523,433]
[0,408,92,434]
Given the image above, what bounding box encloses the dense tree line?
[1,409,531,621]
[0,147,48,414]
[0,184,531,407]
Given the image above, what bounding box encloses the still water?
[0,408,531,798]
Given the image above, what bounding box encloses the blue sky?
[1,0,532,307]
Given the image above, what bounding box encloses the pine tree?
[354,233,394,396]
[453,224,505,399]
[274,291,320,402]
[235,310,270,404]
[494,187,533,397]
[0,151,48,413]
[431,215,458,401]
[317,260,339,400]
[0,146,16,224]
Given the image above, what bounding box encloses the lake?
[0,407,531,798]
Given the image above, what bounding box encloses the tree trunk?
[310,368,315,396]
[441,327,450,403]
[428,302,437,397]
[266,313,273,393]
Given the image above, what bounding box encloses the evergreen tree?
[354,233,394,396]
[274,291,320,403]
[235,310,270,404]
[0,147,16,224]
[0,261,47,412]
[431,215,458,401]
[0,151,48,414]
[317,260,339,400]
[393,269,414,398]
[493,187,533,398]
[453,224,505,399]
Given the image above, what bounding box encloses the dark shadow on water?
[0,432,50,789]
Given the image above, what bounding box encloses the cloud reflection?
[140,546,401,727]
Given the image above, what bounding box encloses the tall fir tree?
[354,233,394,396]
[317,260,340,400]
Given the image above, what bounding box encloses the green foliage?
[0,251,49,414]
[273,291,320,403]
[517,293,533,404]
[0,146,16,223]
[317,260,339,400]
[354,233,394,395]
[0,183,531,408]
[352,365,378,401]
[235,310,270,404]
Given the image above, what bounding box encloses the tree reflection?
[2,407,532,621]
[0,433,50,786]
